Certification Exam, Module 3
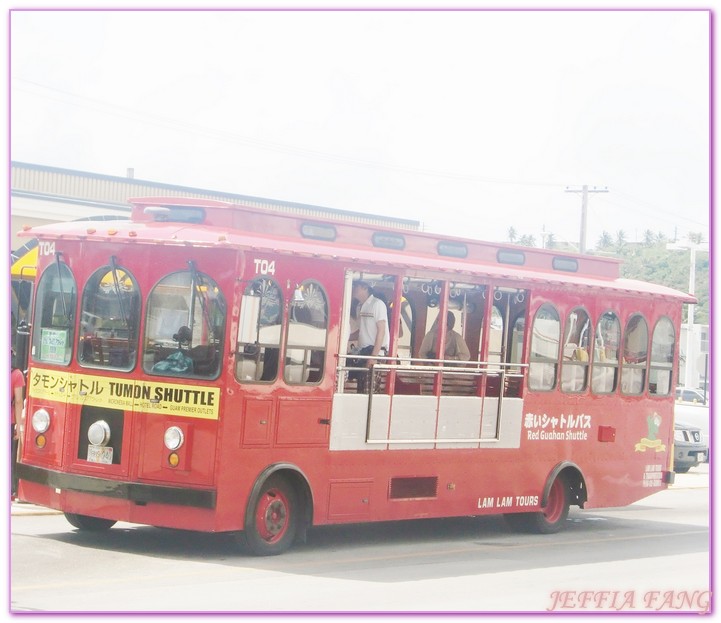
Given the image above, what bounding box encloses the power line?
[598,192,708,230]
[13,76,566,188]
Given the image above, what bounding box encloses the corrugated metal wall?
[11,161,419,230]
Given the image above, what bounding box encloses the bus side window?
[621,314,648,395]
[528,304,560,391]
[560,307,591,393]
[284,280,328,385]
[236,277,283,383]
[592,311,620,394]
[649,316,674,396]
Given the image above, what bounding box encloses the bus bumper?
[17,463,217,521]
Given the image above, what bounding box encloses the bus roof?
[18,196,696,303]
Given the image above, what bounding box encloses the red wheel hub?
[255,488,290,543]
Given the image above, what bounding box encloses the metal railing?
[336,355,527,445]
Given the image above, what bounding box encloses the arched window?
[529,304,560,391]
[235,277,283,383]
[285,280,328,384]
[78,262,140,370]
[561,307,591,393]
[32,260,76,366]
[143,269,225,379]
[649,317,675,396]
[621,314,649,395]
[592,311,621,394]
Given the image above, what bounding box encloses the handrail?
[336,353,528,372]
[334,355,527,445]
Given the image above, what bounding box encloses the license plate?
[87,444,113,464]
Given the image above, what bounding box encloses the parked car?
[676,387,708,404]
[675,402,710,454]
[673,422,707,473]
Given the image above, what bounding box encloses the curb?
[11,503,63,517]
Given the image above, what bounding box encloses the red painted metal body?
[17,197,692,540]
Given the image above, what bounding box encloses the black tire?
[504,475,570,535]
[243,474,300,556]
[674,466,691,474]
[64,512,117,531]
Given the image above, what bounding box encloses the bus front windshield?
[143,269,226,379]
[31,257,76,366]
[78,259,140,370]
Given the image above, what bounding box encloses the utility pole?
[667,240,709,389]
[565,185,609,253]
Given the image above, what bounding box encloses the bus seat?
[190,344,218,375]
[89,337,106,364]
[237,358,262,382]
[285,364,308,384]
[395,376,422,395]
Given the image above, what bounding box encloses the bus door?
[234,255,332,449]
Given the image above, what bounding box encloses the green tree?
[518,235,536,247]
[615,230,627,251]
[508,227,517,243]
[597,231,613,250]
[613,242,709,325]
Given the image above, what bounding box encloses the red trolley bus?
[16,197,693,555]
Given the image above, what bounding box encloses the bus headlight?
[164,426,185,451]
[88,420,111,446]
[31,408,51,434]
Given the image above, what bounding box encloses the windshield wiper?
[109,256,128,328]
[187,260,214,339]
[55,253,70,322]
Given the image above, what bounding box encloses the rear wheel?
[64,512,117,531]
[504,475,569,534]
[243,474,299,556]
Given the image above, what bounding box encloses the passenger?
[348,281,389,392]
[419,311,471,361]
[353,281,389,360]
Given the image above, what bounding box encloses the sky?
[8,5,711,251]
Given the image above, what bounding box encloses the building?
[10,161,420,252]
[679,323,710,391]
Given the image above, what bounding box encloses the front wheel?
[504,475,569,534]
[243,474,300,556]
[64,512,117,531]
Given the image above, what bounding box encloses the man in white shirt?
[350,281,389,391]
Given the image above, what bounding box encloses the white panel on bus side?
[329,394,523,451]
[329,394,391,450]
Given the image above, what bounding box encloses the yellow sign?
[11,245,38,279]
[634,438,666,452]
[28,367,220,420]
